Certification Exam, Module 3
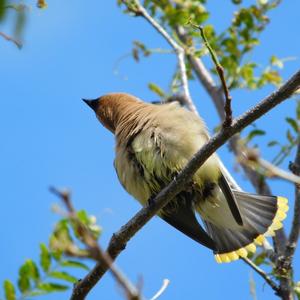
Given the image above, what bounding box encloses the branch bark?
[276,141,300,300]
[286,141,300,263]
[70,69,300,300]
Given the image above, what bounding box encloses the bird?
[83,92,288,263]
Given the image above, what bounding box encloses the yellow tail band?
[215,196,288,263]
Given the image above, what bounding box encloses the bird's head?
[83,93,140,133]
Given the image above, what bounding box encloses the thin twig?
[70,69,300,300]
[190,24,232,127]
[49,187,142,300]
[259,158,300,184]
[0,31,22,48]
[149,279,170,300]
[242,258,280,294]
[239,148,300,184]
[121,0,198,115]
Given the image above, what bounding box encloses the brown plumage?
[83,93,288,263]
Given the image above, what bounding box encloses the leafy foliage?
[2,244,73,299]
[0,207,101,300]
[268,101,300,166]
[119,0,284,95]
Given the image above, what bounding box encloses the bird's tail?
[204,191,288,263]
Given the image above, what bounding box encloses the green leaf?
[18,262,31,293]
[3,280,16,300]
[270,55,283,69]
[286,117,299,133]
[48,271,78,283]
[286,129,295,144]
[232,0,242,4]
[297,101,300,120]
[40,243,51,272]
[240,63,255,81]
[74,210,102,240]
[0,0,7,21]
[76,210,89,225]
[246,129,266,142]
[26,260,40,283]
[50,219,73,253]
[60,260,90,271]
[132,48,139,62]
[254,252,267,266]
[148,83,165,97]
[37,282,69,292]
[51,249,63,262]
[262,70,282,86]
[267,140,279,147]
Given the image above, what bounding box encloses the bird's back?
[114,100,220,205]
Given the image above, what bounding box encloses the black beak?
[82,98,99,112]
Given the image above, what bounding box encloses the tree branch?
[121,0,198,115]
[238,147,300,185]
[176,25,287,255]
[124,1,243,196]
[0,31,22,48]
[276,141,300,300]
[286,141,300,259]
[242,258,280,295]
[70,70,300,300]
[190,24,233,127]
[49,187,142,300]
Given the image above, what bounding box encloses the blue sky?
[1,1,300,299]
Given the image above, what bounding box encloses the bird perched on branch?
[83,93,288,263]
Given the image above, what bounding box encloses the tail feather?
[204,192,288,263]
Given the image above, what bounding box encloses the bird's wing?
[126,124,216,250]
[160,195,216,250]
[218,173,243,226]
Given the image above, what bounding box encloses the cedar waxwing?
[83,93,288,263]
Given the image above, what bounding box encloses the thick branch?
[70,70,300,300]
[286,141,300,258]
